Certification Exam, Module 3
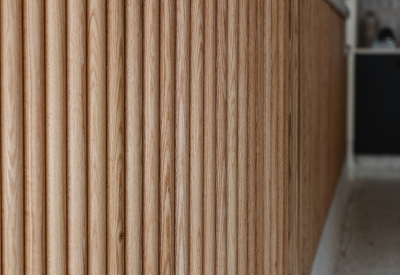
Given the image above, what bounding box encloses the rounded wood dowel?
[256,0,264,273]
[247,0,257,273]
[143,0,159,274]
[237,0,248,273]
[190,0,204,274]
[107,0,125,274]
[88,0,107,274]
[1,0,24,274]
[67,0,87,273]
[125,0,143,274]
[45,0,67,273]
[216,0,227,274]
[227,0,238,273]
[160,0,175,273]
[203,0,216,273]
[23,0,46,273]
[264,0,273,274]
[175,0,190,274]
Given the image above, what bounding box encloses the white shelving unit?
[355,48,400,54]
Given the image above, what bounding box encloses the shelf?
[355,48,400,55]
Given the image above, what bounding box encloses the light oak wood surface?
[0,1,346,274]
[160,0,174,273]
[23,0,46,273]
[67,0,87,273]
[45,0,67,273]
[107,0,125,273]
[1,0,24,274]
[88,0,107,274]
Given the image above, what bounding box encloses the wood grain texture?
[1,0,24,274]
[23,0,46,273]
[87,0,107,273]
[298,1,347,274]
[227,0,238,273]
[67,0,87,273]
[216,0,227,273]
[0,1,348,274]
[263,0,273,273]
[247,1,257,273]
[190,0,204,273]
[125,0,142,274]
[45,0,67,273]
[203,0,216,273]
[237,0,248,273]
[255,0,264,273]
[160,0,174,273]
[107,0,125,273]
[288,0,300,273]
[175,0,190,273]
[143,0,159,274]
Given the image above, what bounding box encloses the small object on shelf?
[372,27,397,49]
[363,10,380,47]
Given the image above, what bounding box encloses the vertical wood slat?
[107,0,125,273]
[256,0,264,273]
[45,0,67,273]
[160,0,174,273]
[288,0,300,273]
[237,0,248,273]
[87,0,107,273]
[227,0,238,273]
[263,0,273,273]
[203,0,216,273]
[175,0,190,273]
[23,0,46,273]
[143,0,159,274]
[125,0,142,274]
[216,0,227,273]
[190,0,204,273]
[247,0,258,273]
[1,0,24,274]
[67,0,87,273]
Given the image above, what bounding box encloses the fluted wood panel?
[45,0,67,273]
[1,0,24,274]
[23,0,46,273]
[67,0,87,273]
[0,1,345,274]
[88,0,107,274]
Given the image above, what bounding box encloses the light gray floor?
[333,179,400,275]
[312,164,400,275]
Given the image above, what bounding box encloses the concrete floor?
[311,163,400,275]
[333,180,400,275]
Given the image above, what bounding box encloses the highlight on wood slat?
[203,0,216,273]
[1,0,24,274]
[175,0,190,273]
[216,0,228,273]
[190,0,204,274]
[67,0,87,273]
[143,0,160,274]
[107,0,125,273]
[227,0,238,273]
[125,0,143,274]
[247,0,258,273]
[264,0,274,274]
[237,0,248,273]
[160,0,175,273]
[256,0,264,273]
[88,0,107,274]
[23,0,46,273]
[45,0,68,273]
